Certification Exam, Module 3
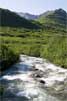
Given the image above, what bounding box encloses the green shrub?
[0,44,19,72]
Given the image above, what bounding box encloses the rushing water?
[0,55,67,101]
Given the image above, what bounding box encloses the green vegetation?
[0,8,67,70]
[0,44,19,72]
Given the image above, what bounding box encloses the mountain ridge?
[16,8,67,21]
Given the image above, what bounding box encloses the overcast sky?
[0,0,67,14]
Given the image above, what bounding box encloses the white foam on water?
[2,72,33,81]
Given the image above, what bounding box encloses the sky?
[0,0,67,15]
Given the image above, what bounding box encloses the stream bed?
[0,55,67,101]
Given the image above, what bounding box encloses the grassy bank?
[0,44,19,73]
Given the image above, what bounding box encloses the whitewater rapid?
[0,55,67,101]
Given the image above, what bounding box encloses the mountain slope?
[0,8,39,29]
[35,8,67,37]
[37,9,67,24]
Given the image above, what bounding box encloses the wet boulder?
[40,80,45,84]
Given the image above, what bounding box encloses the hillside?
[37,9,67,25]
[0,8,39,29]
[0,8,67,70]
[37,8,67,33]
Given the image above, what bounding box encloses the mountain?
[2,8,66,29]
[17,8,67,26]
[17,12,38,20]
[0,8,39,29]
[36,8,67,34]
[37,8,67,27]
